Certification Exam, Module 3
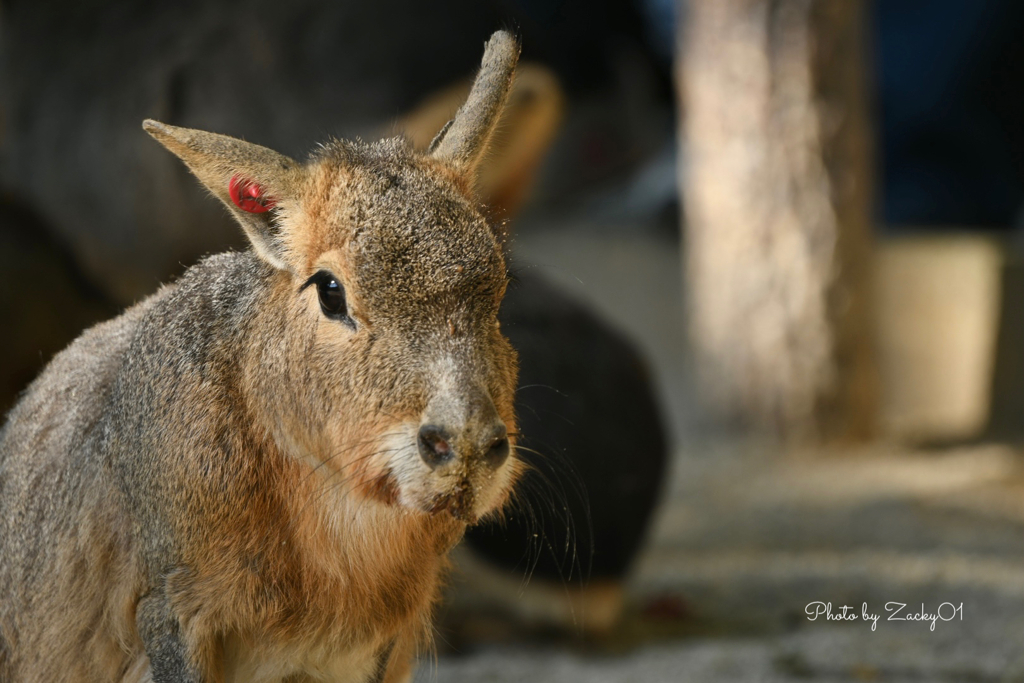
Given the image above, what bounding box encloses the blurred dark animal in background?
[465,271,668,634]
[0,199,117,406]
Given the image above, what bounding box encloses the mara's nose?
[417,422,510,470]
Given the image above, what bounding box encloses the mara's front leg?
[377,629,419,683]
[136,588,216,683]
[297,629,419,683]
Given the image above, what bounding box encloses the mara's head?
[144,32,522,525]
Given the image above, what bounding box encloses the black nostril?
[485,435,510,468]
[418,425,453,468]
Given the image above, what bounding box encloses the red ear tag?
[229,175,276,213]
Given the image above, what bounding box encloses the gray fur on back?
[0,251,268,678]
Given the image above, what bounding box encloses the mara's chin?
[398,477,515,526]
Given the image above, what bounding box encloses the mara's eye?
[318,276,346,316]
[302,271,353,326]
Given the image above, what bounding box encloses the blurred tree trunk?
[678,0,877,440]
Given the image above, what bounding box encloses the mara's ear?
[430,30,520,179]
[143,120,302,271]
[402,63,562,220]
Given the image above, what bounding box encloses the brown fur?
[0,31,521,682]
